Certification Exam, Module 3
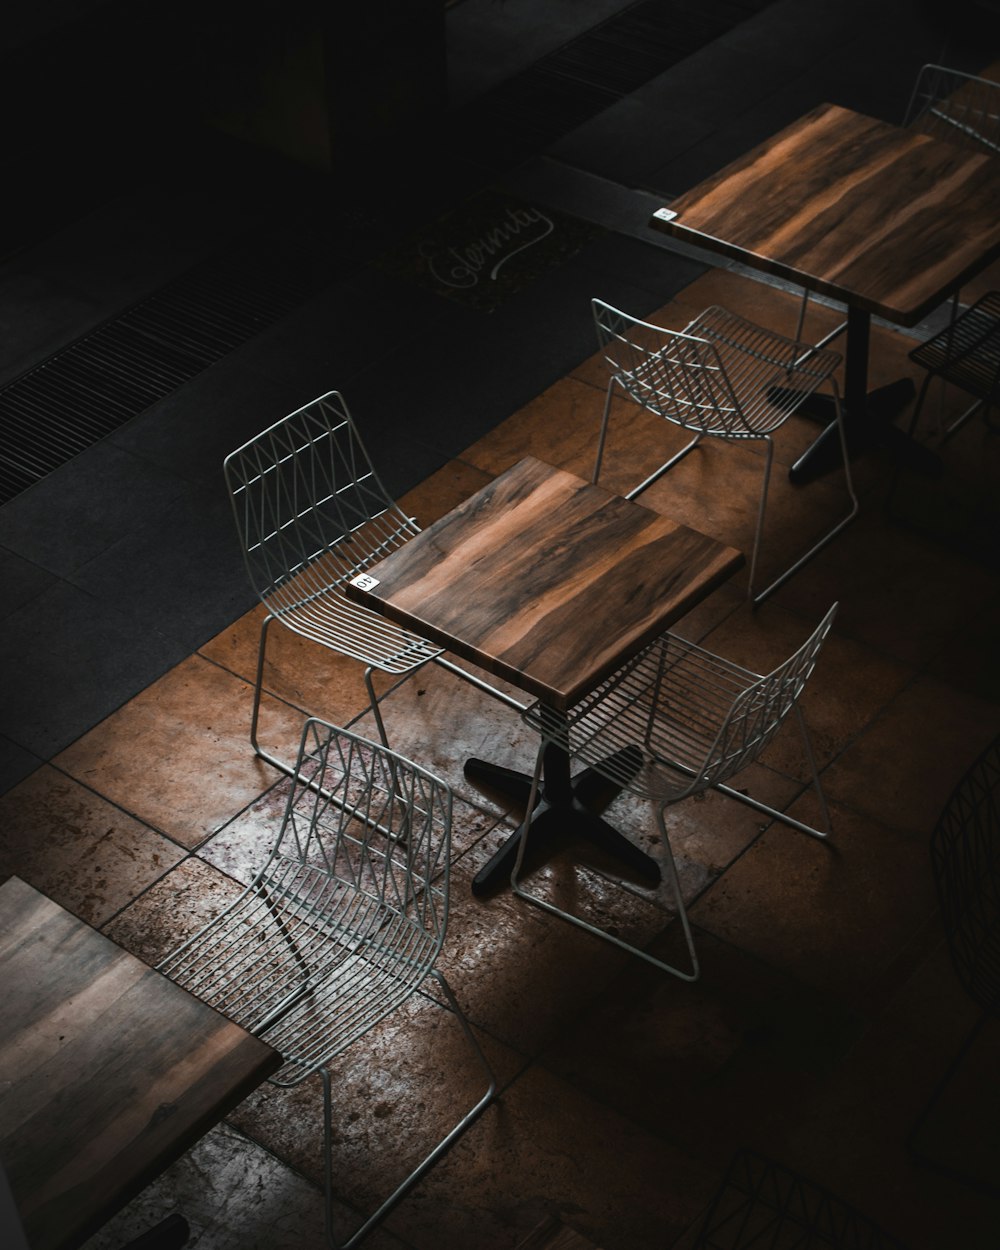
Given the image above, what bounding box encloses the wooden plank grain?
[0,877,281,1250]
[655,103,1000,324]
[347,457,743,708]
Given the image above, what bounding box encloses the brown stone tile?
[228,990,518,1249]
[461,375,607,480]
[198,602,400,730]
[691,795,940,1007]
[538,926,866,1170]
[383,1064,721,1250]
[102,856,245,965]
[0,765,184,926]
[440,844,640,1056]
[773,505,1000,670]
[820,675,1000,835]
[775,946,1000,1250]
[398,456,493,524]
[54,655,306,849]
[924,590,1000,704]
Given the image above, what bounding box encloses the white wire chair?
[517,604,838,981]
[592,301,857,605]
[225,389,523,771]
[158,717,496,1250]
[905,289,1000,443]
[904,63,1000,153]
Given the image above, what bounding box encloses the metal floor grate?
[453,0,775,159]
[0,229,345,506]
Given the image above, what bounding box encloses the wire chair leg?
[320,977,496,1250]
[247,612,302,777]
[509,744,700,981]
[592,378,616,485]
[714,704,832,840]
[752,384,858,607]
[363,666,390,747]
[623,430,703,501]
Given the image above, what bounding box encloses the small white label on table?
[652,208,678,223]
[351,573,380,591]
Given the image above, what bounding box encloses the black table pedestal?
[467,740,658,897]
[786,306,940,485]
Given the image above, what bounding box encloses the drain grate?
[0,230,345,506]
[453,0,775,159]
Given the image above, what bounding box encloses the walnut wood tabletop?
[650,102,1000,482]
[345,456,743,711]
[347,457,743,894]
[0,876,282,1250]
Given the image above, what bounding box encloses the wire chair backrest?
[930,731,1000,1015]
[273,718,454,949]
[224,390,419,610]
[904,64,1000,155]
[593,299,756,437]
[700,604,837,790]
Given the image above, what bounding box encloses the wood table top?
[650,102,1000,325]
[345,456,744,710]
[0,876,281,1250]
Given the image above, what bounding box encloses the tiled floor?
[2,1,1000,1248]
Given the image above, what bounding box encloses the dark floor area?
[1,2,999,1247]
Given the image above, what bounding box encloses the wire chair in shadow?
[908,730,1000,1196]
[591,300,857,606]
[158,717,496,1250]
[225,389,524,773]
[692,1149,909,1249]
[903,289,1000,446]
[515,604,838,982]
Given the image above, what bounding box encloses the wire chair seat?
[160,857,440,1084]
[158,719,495,1249]
[265,545,443,674]
[524,633,791,805]
[604,305,841,440]
[592,299,856,605]
[516,606,838,981]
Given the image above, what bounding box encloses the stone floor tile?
[691,794,940,1008]
[102,857,245,965]
[78,1121,400,1250]
[0,765,183,926]
[53,655,305,849]
[537,926,867,1169]
[819,675,1000,836]
[382,1063,721,1250]
[228,990,514,1249]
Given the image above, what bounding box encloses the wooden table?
[650,102,1000,482]
[346,456,743,895]
[0,876,282,1250]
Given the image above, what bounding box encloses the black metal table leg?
[786,306,939,484]
[468,739,657,898]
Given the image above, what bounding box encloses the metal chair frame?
[516,605,838,981]
[904,64,1000,153]
[225,390,523,771]
[159,718,496,1249]
[905,289,1000,444]
[592,300,857,605]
